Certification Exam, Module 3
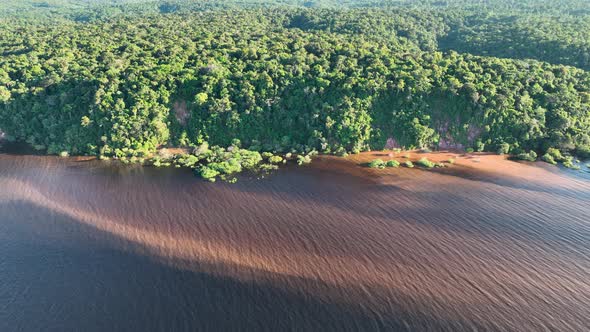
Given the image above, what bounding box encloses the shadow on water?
[1,201,468,332]
[225,161,590,257]
[433,163,590,200]
[1,152,590,331]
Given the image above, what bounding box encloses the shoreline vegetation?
[1,1,590,181]
[1,133,588,181]
[4,137,585,182]
[136,145,589,182]
[144,143,315,182]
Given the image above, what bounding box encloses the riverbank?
[1,141,588,182]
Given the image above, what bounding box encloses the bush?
[231,138,242,148]
[497,143,510,155]
[237,150,263,169]
[403,161,414,168]
[475,141,485,152]
[334,147,348,157]
[268,155,284,164]
[562,156,580,169]
[181,145,272,181]
[368,159,386,169]
[541,153,557,165]
[545,148,565,162]
[297,154,312,165]
[209,159,242,175]
[385,160,400,168]
[176,154,201,168]
[259,163,279,171]
[417,157,435,168]
[515,150,537,161]
[193,142,210,156]
[199,167,220,182]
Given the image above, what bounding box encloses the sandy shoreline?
[1,141,588,183]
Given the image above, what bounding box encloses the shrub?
[403,161,414,168]
[193,142,210,156]
[475,141,485,152]
[209,159,242,175]
[515,150,537,161]
[447,158,455,164]
[297,154,312,165]
[541,153,557,165]
[385,160,400,168]
[239,150,263,169]
[177,154,200,168]
[466,148,475,153]
[417,157,435,168]
[334,147,348,157]
[259,163,279,171]
[368,159,386,169]
[563,156,580,169]
[198,166,220,182]
[268,155,284,164]
[231,138,242,148]
[497,143,510,155]
[545,148,565,162]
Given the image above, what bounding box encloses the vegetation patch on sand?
[417,157,436,168]
[148,143,315,182]
[385,160,400,168]
[368,159,386,169]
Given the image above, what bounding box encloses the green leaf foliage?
[1,0,589,166]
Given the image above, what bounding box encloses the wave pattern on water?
[0,154,589,331]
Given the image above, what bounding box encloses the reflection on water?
[0,153,589,331]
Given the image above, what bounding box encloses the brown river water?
[0,148,589,331]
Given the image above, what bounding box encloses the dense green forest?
[1,0,589,179]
